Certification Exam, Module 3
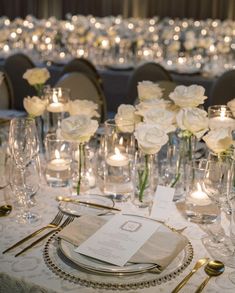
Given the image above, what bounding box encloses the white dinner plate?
[58,195,115,217]
[58,215,189,275]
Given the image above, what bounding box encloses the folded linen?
[58,214,188,270]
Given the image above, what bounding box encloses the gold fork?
[2,211,64,254]
[15,216,74,257]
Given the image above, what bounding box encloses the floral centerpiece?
[168,85,209,189]
[59,114,98,195]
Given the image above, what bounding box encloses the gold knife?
[171,258,209,293]
[56,196,121,212]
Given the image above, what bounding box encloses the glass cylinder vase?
[103,119,135,202]
[185,159,220,224]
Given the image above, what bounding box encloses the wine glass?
[199,156,235,260]
[9,117,40,223]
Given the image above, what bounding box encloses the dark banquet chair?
[55,72,107,123]
[0,71,14,110]
[210,69,235,106]
[60,58,103,89]
[4,53,36,111]
[126,62,173,105]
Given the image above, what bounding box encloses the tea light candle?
[47,102,65,113]
[106,147,129,167]
[190,183,211,206]
[47,90,65,112]
[209,116,235,130]
[47,150,70,171]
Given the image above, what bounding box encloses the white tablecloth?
[1,182,235,293]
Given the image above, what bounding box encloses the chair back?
[157,80,178,100]
[126,62,172,104]
[61,58,103,88]
[210,70,235,106]
[55,72,107,122]
[0,71,14,109]
[4,53,36,110]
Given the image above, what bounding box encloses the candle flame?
[52,92,58,103]
[196,182,203,192]
[55,150,60,159]
[114,147,121,156]
[220,107,226,119]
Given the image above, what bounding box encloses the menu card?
[75,214,161,267]
[150,185,175,221]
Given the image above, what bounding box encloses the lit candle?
[47,150,70,171]
[209,108,235,130]
[190,183,211,206]
[106,147,129,167]
[47,92,65,112]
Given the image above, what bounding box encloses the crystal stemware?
[9,117,40,223]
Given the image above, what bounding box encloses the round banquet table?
[0,178,235,293]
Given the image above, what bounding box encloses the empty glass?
[9,117,40,223]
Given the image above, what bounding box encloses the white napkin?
[58,215,188,270]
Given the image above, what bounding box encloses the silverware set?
[2,211,74,257]
[171,258,225,293]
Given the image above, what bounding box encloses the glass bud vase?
[71,142,96,195]
[132,150,157,211]
[171,133,196,200]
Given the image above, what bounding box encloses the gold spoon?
[0,205,12,217]
[195,260,225,293]
[172,258,209,292]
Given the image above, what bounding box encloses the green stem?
[138,154,149,202]
[77,143,83,195]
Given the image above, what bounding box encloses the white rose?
[23,96,47,117]
[137,81,163,101]
[114,104,141,133]
[135,99,171,116]
[23,68,50,86]
[143,108,176,133]
[227,98,235,117]
[60,115,98,143]
[176,108,209,139]
[67,99,100,118]
[203,128,233,154]
[134,123,168,155]
[169,85,207,108]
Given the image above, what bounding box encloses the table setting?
[1,69,235,292]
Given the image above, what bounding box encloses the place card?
[150,185,175,221]
[75,214,161,267]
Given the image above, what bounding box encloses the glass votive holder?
[44,133,72,187]
[102,119,135,202]
[208,105,235,130]
[44,87,70,133]
[185,160,220,224]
